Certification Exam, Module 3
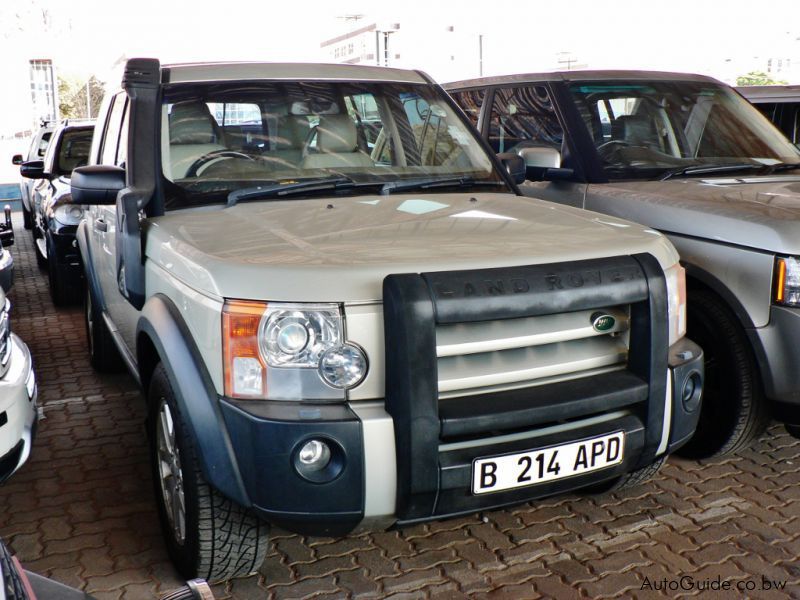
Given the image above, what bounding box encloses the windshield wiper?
[227,176,357,207]
[379,176,504,195]
[659,163,765,181]
[764,162,800,174]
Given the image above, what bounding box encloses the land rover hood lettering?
[431,266,642,300]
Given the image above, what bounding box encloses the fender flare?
[136,293,250,507]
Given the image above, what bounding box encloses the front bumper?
[748,305,800,426]
[217,337,703,535]
[49,225,83,273]
[0,334,37,483]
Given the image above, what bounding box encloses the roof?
[161,62,428,85]
[444,69,722,90]
[737,85,800,103]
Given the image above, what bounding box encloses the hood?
[144,192,678,302]
[593,175,800,254]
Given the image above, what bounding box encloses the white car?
[0,286,37,483]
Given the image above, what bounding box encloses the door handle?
[94,219,108,233]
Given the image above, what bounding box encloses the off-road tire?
[47,233,81,305]
[677,290,769,458]
[148,364,269,582]
[21,204,32,230]
[84,284,123,372]
[583,457,666,494]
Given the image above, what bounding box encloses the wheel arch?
[684,262,756,329]
[684,262,768,393]
[137,293,250,507]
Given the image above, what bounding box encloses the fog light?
[297,439,331,472]
[318,343,367,389]
[681,371,702,412]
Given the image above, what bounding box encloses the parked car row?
[4,58,799,583]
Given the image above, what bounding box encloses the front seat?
[166,101,227,178]
[611,114,662,150]
[301,114,373,169]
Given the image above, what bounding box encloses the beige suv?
[70,59,702,581]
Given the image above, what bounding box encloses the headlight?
[222,301,368,400]
[260,306,341,367]
[774,256,800,306]
[53,204,85,226]
[664,263,686,346]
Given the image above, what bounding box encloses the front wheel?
[148,364,269,581]
[47,233,81,305]
[582,457,666,494]
[676,290,769,458]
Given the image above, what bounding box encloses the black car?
[20,122,94,305]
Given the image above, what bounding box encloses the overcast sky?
[5,0,800,82]
[1,0,800,139]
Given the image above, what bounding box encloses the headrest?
[169,101,219,145]
[611,114,658,147]
[316,114,358,153]
[274,115,309,150]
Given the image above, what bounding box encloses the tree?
[57,74,105,119]
[736,71,788,86]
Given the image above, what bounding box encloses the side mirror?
[71,165,126,205]
[517,146,574,182]
[11,154,23,166]
[19,160,47,180]
[518,146,561,169]
[497,152,526,185]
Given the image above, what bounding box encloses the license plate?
[472,431,625,495]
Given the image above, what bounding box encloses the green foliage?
[57,75,105,119]
[736,71,788,86]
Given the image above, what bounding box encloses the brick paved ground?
[1,212,799,599]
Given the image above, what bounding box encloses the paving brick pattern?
[1,213,799,599]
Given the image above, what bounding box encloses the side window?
[100,94,126,166]
[401,95,467,166]
[488,85,563,153]
[345,93,382,149]
[35,132,52,159]
[205,102,264,151]
[207,102,261,126]
[116,104,129,167]
[450,89,485,128]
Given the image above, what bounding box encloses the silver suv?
[71,59,702,581]
[448,70,800,458]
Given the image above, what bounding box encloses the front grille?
[436,306,630,396]
[383,254,668,521]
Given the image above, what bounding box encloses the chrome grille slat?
[436,307,629,357]
[438,336,628,393]
[436,305,630,395]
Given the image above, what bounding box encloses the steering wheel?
[186,150,255,178]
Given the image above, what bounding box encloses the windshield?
[55,128,92,176]
[567,80,800,180]
[161,81,504,208]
